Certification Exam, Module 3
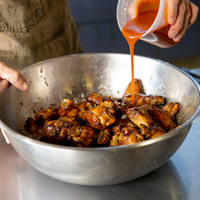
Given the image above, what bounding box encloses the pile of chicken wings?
[24,79,180,147]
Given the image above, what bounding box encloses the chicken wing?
[42,117,79,144]
[79,95,121,130]
[123,93,165,108]
[140,124,166,139]
[58,98,80,118]
[110,122,144,146]
[162,102,180,118]
[126,107,154,128]
[67,125,97,147]
[123,79,144,96]
[145,105,176,131]
[80,105,116,130]
[35,108,58,125]
[87,92,103,105]
[97,128,111,146]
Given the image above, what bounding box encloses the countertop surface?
[0,116,200,200]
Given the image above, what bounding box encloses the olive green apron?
[0,0,82,70]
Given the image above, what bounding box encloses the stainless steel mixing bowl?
[0,53,200,185]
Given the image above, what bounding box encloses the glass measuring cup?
[117,0,177,48]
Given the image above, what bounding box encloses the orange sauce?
[151,24,177,47]
[122,2,176,106]
[122,9,158,106]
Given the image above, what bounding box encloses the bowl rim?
[0,53,200,151]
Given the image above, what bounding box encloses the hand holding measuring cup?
[117,0,199,47]
[168,0,199,42]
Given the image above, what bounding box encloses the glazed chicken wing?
[110,122,144,146]
[35,108,58,125]
[140,124,166,139]
[150,125,166,139]
[126,107,154,128]
[123,79,144,96]
[24,117,39,135]
[42,117,79,144]
[58,99,80,118]
[79,95,120,130]
[145,105,176,131]
[42,120,67,144]
[123,93,165,108]
[87,92,103,105]
[97,128,111,146]
[80,105,116,130]
[67,125,96,147]
[162,102,180,118]
[126,104,175,133]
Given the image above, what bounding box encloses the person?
[0,0,199,91]
[0,0,82,92]
[0,0,199,142]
